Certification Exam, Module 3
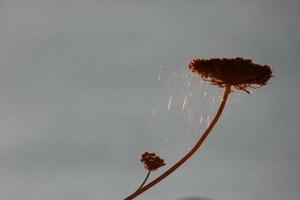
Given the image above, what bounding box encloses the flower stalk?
[136,170,151,192]
[125,84,231,200]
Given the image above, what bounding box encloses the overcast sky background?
[0,0,299,200]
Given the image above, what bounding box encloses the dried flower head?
[141,152,166,171]
[188,57,272,93]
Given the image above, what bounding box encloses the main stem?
[125,84,231,200]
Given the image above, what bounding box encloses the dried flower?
[125,57,273,200]
[188,57,272,93]
[141,152,166,171]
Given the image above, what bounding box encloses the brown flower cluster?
[188,57,272,93]
[141,152,166,171]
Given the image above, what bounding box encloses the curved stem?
[125,84,231,200]
[136,170,151,192]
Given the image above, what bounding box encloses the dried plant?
[134,152,166,191]
[189,57,272,93]
[141,152,166,171]
[125,57,272,199]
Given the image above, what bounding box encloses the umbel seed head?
[141,152,166,171]
[188,57,272,93]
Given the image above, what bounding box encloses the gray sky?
[0,0,299,199]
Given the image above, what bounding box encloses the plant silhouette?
[125,57,272,199]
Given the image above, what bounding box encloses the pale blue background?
[0,0,299,199]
